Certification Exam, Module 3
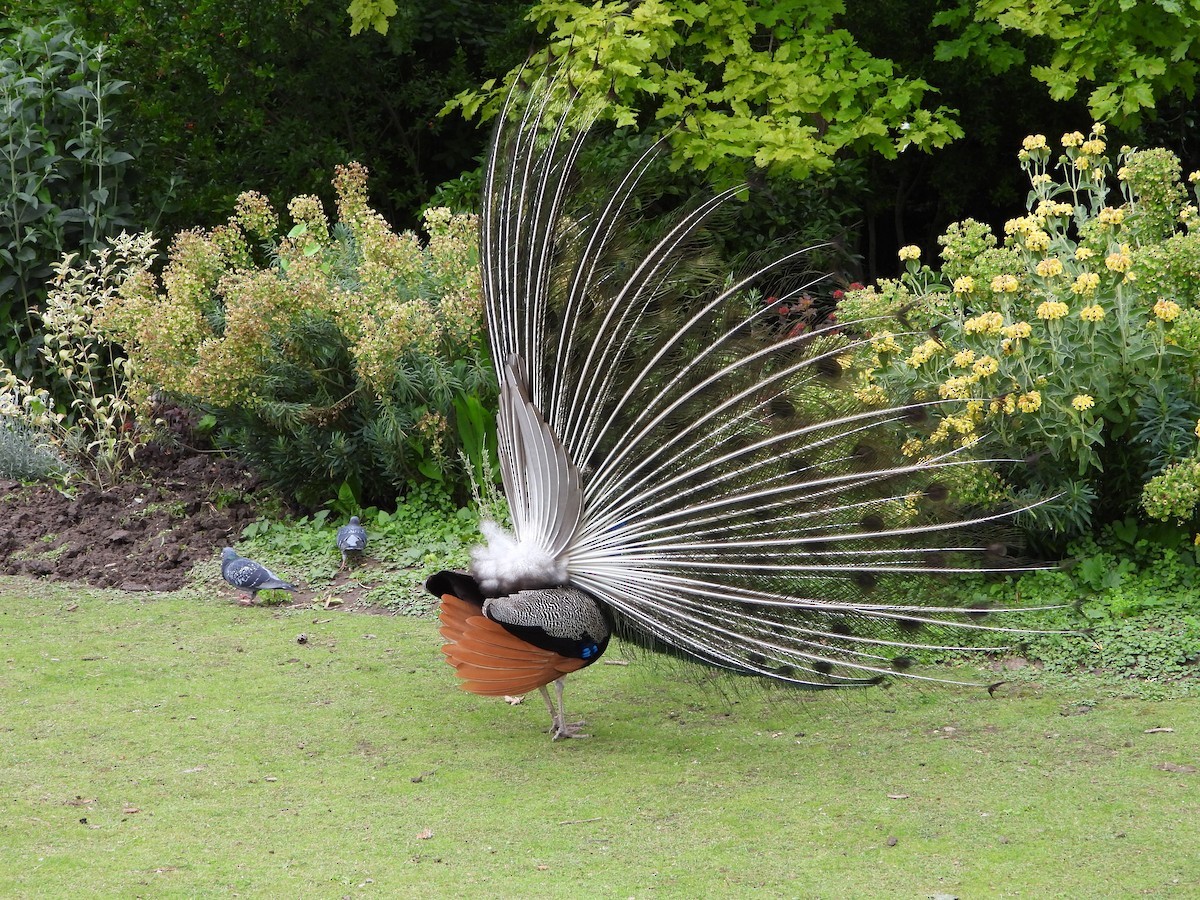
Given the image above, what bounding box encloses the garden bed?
[1,444,258,591]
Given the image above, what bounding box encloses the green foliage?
[838,128,1200,536]
[0,15,137,377]
[977,525,1200,681]
[347,0,397,35]
[1,233,154,486]
[934,0,1200,125]
[444,0,965,186]
[238,483,482,613]
[101,167,495,506]
[74,0,531,233]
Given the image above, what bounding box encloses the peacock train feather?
[426,69,1061,739]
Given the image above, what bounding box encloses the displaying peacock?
[426,70,1056,740]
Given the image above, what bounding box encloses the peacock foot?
[550,719,590,740]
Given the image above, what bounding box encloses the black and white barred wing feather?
[474,72,1053,688]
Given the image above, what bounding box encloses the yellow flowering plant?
[101,164,494,507]
[837,128,1200,536]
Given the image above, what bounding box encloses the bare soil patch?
[1,444,259,591]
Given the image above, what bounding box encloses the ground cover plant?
[3,576,1199,897]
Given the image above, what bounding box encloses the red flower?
[777,305,789,316]
[832,289,844,300]
[849,282,865,290]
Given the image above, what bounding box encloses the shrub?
[0,418,66,480]
[102,164,495,507]
[0,16,136,378]
[838,127,1200,538]
[1,232,154,486]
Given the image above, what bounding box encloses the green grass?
[2,576,1198,898]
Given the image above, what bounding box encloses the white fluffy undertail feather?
[470,520,570,596]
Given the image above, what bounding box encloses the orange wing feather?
[438,593,588,697]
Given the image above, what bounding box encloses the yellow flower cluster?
[1097,207,1126,226]
[1081,139,1106,155]
[333,161,371,222]
[972,355,999,376]
[938,375,975,399]
[1061,131,1085,148]
[952,348,976,367]
[854,383,888,405]
[1002,321,1032,339]
[1072,394,1095,411]
[1024,230,1051,252]
[1035,200,1073,218]
[992,394,1018,415]
[1004,215,1039,236]
[871,331,902,354]
[1104,247,1132,272]
[907,338,944,367]
[415,409,449,456]
[287,194,329,240]
[1022,134,1048,151]
[1036,257,1064,277]
[901,437,923,457]
[964,311,1004,335]
[898,245,921,261]
[990,274,1020,293]
[1071,272,1100,294]
[1036,300,1070,320]
[952,276,975,294]
[1079,304,1106,322]
[1017,391,1042,413]
[233,191,279,239]
[1075,247,1096,260]
[1153,299,1182,322]
[929,413,977,447]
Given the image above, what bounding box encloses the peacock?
[426,69,1056,740]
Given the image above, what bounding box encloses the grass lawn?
[3,575,1198,898]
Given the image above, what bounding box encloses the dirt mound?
[1,445,259,591]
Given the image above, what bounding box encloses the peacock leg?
[546,676,589,740]
[538,684,560,735]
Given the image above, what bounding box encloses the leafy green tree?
[442,0,966,187]
[935,0,1200,125]
[71,0,531,232]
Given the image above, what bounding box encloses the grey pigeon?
[221,547,296,603]
[336,516,368,570]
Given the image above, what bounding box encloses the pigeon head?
[221,547,238,561]
[349,516,360,525]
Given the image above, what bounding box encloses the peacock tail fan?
[475,65,1065,690]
